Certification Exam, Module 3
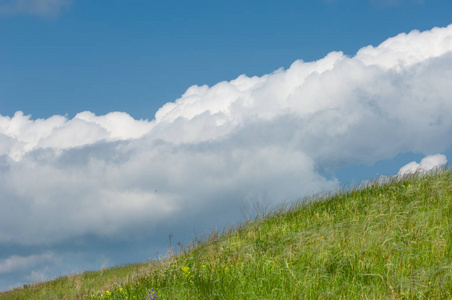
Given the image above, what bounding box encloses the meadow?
[1,168,451,299]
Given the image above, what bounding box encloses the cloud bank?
[1,24,452,283]
[0,253,53,274]
[398,154,448,176]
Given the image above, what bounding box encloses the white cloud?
[1,24,452,251]
[0,0,72,16]
[355,25,452,69]
[25,268,50,283]
[398,154,448,176]
[0,111,153,160]
[0,253,53,274]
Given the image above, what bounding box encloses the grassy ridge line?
[0,262,158,300]
[1,169,451,299]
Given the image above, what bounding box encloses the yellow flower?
[181,266,190,273]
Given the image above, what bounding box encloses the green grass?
[2,168,451,299]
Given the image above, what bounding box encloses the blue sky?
[2,0,451,120]
[1,0,452,292]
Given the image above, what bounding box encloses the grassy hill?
[1,168,451,299]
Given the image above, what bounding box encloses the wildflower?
[144,288,157,299]
[181,266,190,273]
[181,266,191,278]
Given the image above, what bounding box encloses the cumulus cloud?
[398,154,448,176]
[0,0,72,16]
[0,111,153,160]
[0,253,53,274]
[1,24,452,257]
[25,269,50,283]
